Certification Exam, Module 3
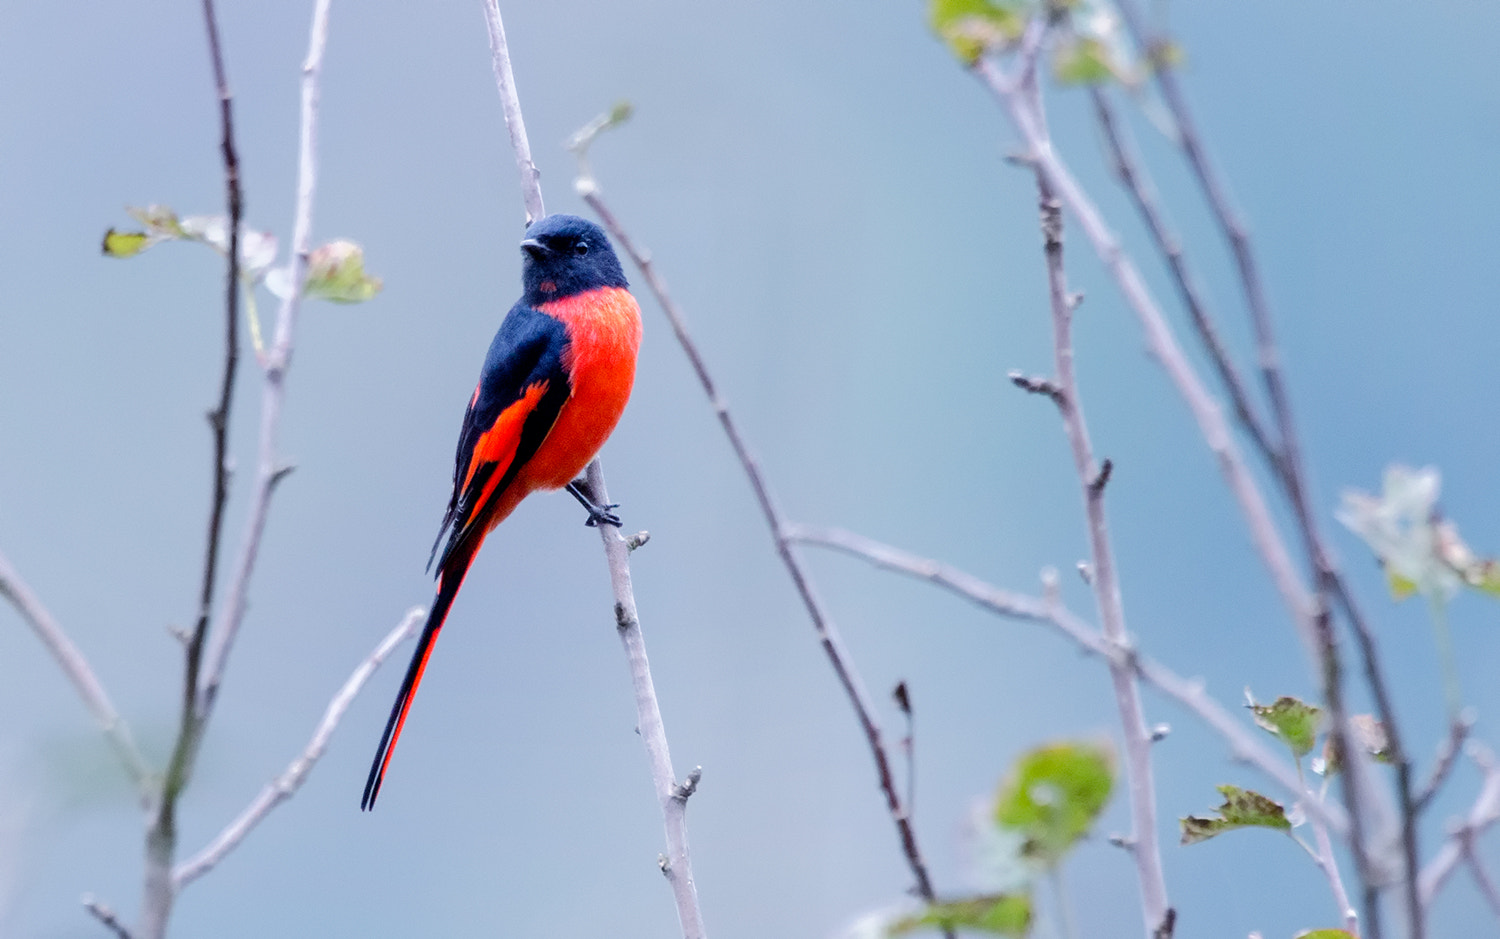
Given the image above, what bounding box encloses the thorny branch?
[570,122,948,925]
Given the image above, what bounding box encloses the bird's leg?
[566,478,621,528]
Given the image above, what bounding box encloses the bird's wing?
[429,304,571,573]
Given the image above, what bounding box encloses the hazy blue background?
[2,1,1497,936]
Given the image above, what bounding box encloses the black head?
[520,214,628,304]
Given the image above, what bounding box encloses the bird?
[361,214,642,810]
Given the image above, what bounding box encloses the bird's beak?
[520,238,550,259]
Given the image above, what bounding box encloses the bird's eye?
[573,241,589,257]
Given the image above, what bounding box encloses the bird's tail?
[361,552,474,811]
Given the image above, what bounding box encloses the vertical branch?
[198,0,332,715]
[1101,6,1421,929]
[480,5,703,934]
[143,3,333,936]
[972,28,1389,935]
[1029,163,1171,933]
[585,463,706,939]
[481,0,544,225]
[573,174,946,917]
[138,1,249,933]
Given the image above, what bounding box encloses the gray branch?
[1026,87,1170,931]
[1421,743,1500,909]
[481,0,544,225]
[572,154,947,923]
[479,7,705,935]
[585,463,707,938]
[173,607,422,888]
[0,550,151,794]
[785,524,1347,836]
[140,3,335,936]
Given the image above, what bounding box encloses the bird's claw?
[584,503,622,528]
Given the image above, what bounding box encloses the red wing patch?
[454,380,552,534]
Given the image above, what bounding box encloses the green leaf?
[994,741,1114,865]
[302,240,383,303]
[1180,785,1290,845]
[1386,567,1420,600]
[889,894,1032,936]
[928,0,1024,65]
[1052,37,1114,85]
[101,229,153,258]
[1248,694,1323,758]
[1295,931,1357,939]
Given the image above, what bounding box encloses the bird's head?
[519,214,628,304]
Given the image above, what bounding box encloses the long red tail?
[361,550,475,811]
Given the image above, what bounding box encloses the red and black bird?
[362,214,642,810]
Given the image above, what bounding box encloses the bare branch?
[143,3,334,935]
[572,137,946,920]
[83,895,134,939]
[786,523,1348,836]
[478,8,702,932]
[584,463,707,938]
[197,0,332,718]
[172,607,422,888]
[970,45,1397,928]
[1030,155,1170,933]
[1087,87,1277,465]
[183,0,244,781]
[1421,743,1500,909]
[1416,712,1476,814]
[971,53,1319,665]
[480,0,543,225]
[0,550,151,792]
[1102,7,1422,927]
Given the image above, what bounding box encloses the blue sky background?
[1,1,1498,936]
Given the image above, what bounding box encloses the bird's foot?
[567,479,622,528]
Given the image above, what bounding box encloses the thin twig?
[198,0,331,716]
[479,7,703,933]
[1106,7,1420,929]
[1420,743,1500,909]
[185,0,243,784]
[785,523,1347,835]
[1298,765,1358,933]
[572,142,946,918]
[971,45,1391,926]
[143,0,246,927]
[1462,833,1500,920]
[584,463,707,938]
[0,550,151,792]
[83,895,134,939]
[971,55,1318,663]
[1416,712,1476,814]
[172,607,422,888]
[141,4,333,936]
[481,0,544,225]
[1030,154,1170,934]
[1088,87,1277,466]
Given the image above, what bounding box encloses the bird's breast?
[523,286,642,489]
